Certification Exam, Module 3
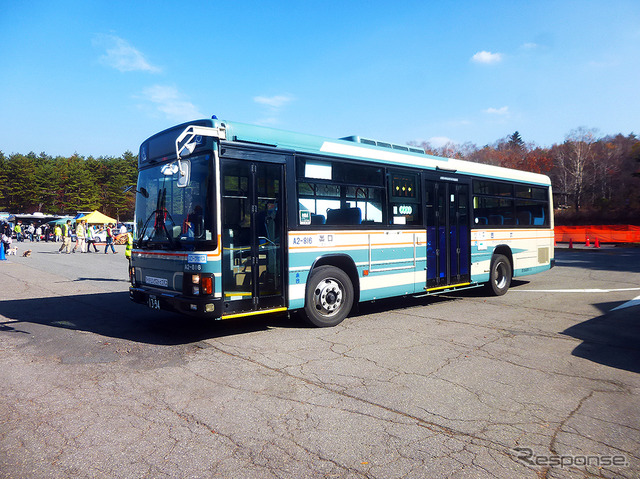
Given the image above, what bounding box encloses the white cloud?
[484,106,509,115]
[95,34,160,73]
[254,95,294,109]
[141,85,203,121]
[522,42,538,50]
[253,94,294,126]
[471,51,503,64]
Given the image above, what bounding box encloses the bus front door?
[425,179,471,290]
[221,159,285,316]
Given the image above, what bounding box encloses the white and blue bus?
[129,118,554,327]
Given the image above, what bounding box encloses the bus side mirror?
[177,160,190,188]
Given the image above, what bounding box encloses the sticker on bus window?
[187,254,207,264]
[300,210,311,225]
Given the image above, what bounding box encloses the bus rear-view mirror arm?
[123,185,149,198]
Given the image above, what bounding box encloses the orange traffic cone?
[595,238,600,248]
[586,237,590,247]
[569,238,573,249]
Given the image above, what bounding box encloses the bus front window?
[135,154,216,250]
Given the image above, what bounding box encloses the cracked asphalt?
[0,242,639,478]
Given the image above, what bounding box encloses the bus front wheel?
[304,266,354,327]
[487,254,511,296]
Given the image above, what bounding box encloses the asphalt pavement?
[0,241,639,478]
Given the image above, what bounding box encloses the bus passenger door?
[221,159,285,316]
[425,179,470,289]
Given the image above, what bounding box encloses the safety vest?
[125,232,133,258]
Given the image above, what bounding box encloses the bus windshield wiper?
[138,209,159,248]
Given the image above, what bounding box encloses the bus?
[129,118,554,327]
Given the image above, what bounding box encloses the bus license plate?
[148,295,161,310]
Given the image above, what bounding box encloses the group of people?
[7,220,45,242]
[2,220,133,261]
[1,220,46,253]
[57,220,124,255]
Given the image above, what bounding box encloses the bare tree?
[551,127,598,210]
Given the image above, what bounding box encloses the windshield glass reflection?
[135,155,215,250]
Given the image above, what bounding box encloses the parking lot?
[0,242,639,478]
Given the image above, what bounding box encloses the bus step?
[415,282,481,297]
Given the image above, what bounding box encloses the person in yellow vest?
[54,224,62,242]
[72,220,86,253]
[58,220,72,254]
[125,231,133,264]
[14,221,23,242]
[85,224,99,252]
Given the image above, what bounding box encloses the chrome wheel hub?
[314,278,343,317]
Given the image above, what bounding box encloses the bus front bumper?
[129,286,222,317]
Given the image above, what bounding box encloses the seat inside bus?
[326,207,362,225]
[310,214,326,225]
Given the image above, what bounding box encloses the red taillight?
[201,276,212,295]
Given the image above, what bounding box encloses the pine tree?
[508,131,524,150]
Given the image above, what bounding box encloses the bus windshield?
[135,154,216,251]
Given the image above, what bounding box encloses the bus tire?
[304,266,354,327]
[487,254,511,296]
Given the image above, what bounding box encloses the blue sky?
[1,0,639,157]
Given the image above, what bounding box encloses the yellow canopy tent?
[76,210,117,225]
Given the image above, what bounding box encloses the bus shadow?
[352,293,462,317]
[349,281,531,317]
[561,301,640,374]
[0,292,301,346]
[0,281,533,346]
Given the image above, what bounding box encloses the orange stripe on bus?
[290,242,417,250]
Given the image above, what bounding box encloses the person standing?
[73,220,86,253]
[124,230,133,263]
[2,230,11,254]
[54,224,62,242]
[104,223,116,254]
[58,220,72,254]
[86,224,99,252]
[14,221,23,242]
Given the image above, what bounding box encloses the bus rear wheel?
[487,254,511,296]
[304,266,354,327]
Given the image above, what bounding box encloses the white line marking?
[514,288,640,293]
[611,295,640,311]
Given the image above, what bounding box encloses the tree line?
[2,127,639,224]
[0,151,138,221]
[414,128,640,225]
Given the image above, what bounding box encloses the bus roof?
[182,119,551,186]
